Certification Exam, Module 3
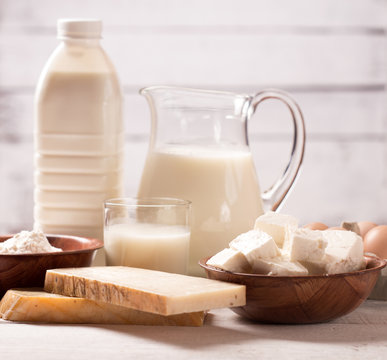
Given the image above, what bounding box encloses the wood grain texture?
[1,134,386,233]
[0,0,385,28]
[199,256,386,324]
[1,304,387,359]
[0,33,384,88]
[0,0,386,237]
[0,235,102,298]
[0,90,385,138]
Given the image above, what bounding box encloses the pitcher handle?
[250,89,306,212]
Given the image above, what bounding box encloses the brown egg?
[358,221,378,238]
[364,225,387,259]
[327,226,347,231]
[303,222,328,230]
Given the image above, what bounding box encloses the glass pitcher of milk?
[138,86,305,276]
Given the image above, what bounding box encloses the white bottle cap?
[57,19,102,39]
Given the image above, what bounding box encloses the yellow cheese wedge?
[0,289,205,326]
[44,266,246,316]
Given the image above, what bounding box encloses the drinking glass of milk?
[104,197,191,274]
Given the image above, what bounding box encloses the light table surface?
[1,301,386,360]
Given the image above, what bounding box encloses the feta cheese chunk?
[298,261,326,275]
[300,230,365,275]
[287,228,327,262]
[252,257,308,276]
[254,211,298,248]
[206,248,251,273]
[229,229,280,264]
[323,230,365,274]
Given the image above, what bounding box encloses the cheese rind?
[0,289,205,326]
[229,230,279,264]
[252,257,308,276]
[254,211,298,247]
[44,266,246,316]
[206,248,250,273]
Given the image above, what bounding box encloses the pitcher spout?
[139,86,251,148]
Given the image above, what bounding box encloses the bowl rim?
[0,234,103,256]
[199,255,387,279]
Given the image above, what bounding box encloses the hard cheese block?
[0,289,205,326]
[44,266,246,316]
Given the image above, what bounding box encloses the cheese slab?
[0,289,206,326]
[44,266,246,316]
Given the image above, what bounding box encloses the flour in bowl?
[0,230,62,254]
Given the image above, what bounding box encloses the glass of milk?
[104,197,191,274]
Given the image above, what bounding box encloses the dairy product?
[206,248,251,273]
[0,230,61,254]
[138,145,264,276]
[287,228,327,262]
[229,229,279,263]
[207,212,366,275]
[294,230,365,274]
[252,257,308,276]
[323,230,365,274]
[0,289,205,326]
[297,261,325,275]
[34,20,123,260]
[34,72,123,242]
[44,266,246,316]
[254,211,298,248]
[104,223,190,274]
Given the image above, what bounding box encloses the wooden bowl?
[199,256,386,324]
[0,235,103,298]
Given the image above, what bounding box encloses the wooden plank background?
[0,0,386,233]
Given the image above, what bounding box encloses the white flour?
[0,230,62,254]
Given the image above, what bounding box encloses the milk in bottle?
[34,19,123,261]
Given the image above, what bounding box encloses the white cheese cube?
[254,211,298,248]
[323,230,365,274]
[206,248,251,273]
[287,228,327,262]
[300,230,365,275]
[229,229,280,265]
[252,257,308,276]
[298,261,326,275]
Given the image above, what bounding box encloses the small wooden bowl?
[0,235,103,298]
[199,256,386,324]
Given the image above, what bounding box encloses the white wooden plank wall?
[0,0,386,232]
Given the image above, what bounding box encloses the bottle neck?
[61,38,101,47]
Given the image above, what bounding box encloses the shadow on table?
[231,314,387,346]
[87,313,260,350]
[62,310,387,350]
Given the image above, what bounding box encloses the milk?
[34,20,123,262]
[35,73,123,242]
[104,223,190,274]
[138,145,264,276]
